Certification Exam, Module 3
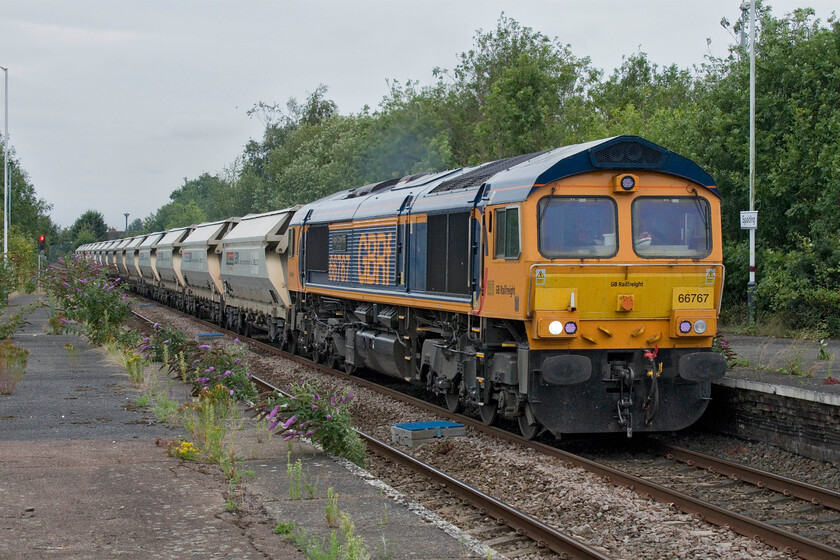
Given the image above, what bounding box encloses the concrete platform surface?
[1,295,487,560]
[719,333,840,404]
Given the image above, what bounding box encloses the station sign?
[740,211,758,229]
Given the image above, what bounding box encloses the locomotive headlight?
[613,173,639,193]
[548,321,564,335]
[679,320,692,334]
[564,321,578,335]
[693,320,707,334]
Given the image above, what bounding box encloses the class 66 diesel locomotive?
[82,135,727,440]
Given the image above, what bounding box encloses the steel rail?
[649,441,840,512]
[246,362,613,560]
[131,308,612,560]
[130,305,840,560]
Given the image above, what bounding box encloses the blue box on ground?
[391,421,465,447]
[195,333,224,343]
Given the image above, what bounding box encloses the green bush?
[256,380,365,467]
[40,255,131,345]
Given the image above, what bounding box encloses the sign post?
[741,211,758,326]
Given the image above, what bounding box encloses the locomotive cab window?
[538,197,617,258]
[632,196,712,258]
[494,207,520,259]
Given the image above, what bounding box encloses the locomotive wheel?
[287,336,298,356]
[325,342,340,370]
[344,361,357,376]
[444,391,464,414]
[479,402,498,426]
[517,404,541,440]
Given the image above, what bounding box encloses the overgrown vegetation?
[0,339,28,394]
[254,379,366,467]
[40,256,131,344]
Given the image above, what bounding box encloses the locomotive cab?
[478,141,726,437]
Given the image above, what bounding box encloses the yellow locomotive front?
[480,141,726,437]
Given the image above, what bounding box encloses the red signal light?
[39,235,45,242]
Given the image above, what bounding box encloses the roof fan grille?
[591,141,663,167]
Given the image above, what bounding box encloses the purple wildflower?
[229,390,234,396]
[326,414,332,420]
[303,432,313,438]
[310,404,318,410]
[198,344,211,350]
[268,406,278,421]
[313,394,320,401]
[205,366,215,373]
[283,416,296,428]
[268,419,279,430]
[224,370,231,376]
[163,340,170,344]
[234,358,241,365]
[283,434,295,441]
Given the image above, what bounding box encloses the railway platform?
[0,295,486,560]
[710,332,840,463]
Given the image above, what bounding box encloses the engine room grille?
[589,141,663,167]
[430,151,546,193]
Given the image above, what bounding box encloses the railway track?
[131,305,840,560]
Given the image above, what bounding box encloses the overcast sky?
[1,1,837,230]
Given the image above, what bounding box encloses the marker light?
[548,321,564,335]
[564,321,578,335]
[679,320,692,334]
[620,175,636,191]
[693,320,707,334]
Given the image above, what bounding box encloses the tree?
[69,210,108,243]
[434,14,600,163]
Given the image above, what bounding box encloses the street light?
[1,65,8,260]
[124,212,130,231]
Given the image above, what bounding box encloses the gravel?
[135,303,807,560]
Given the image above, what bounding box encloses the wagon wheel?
[479,401,498,426]
[444,379,464,414]
[517,403,541,440]
[287,335,298,356]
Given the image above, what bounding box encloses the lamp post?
[124,212,130,232]
[747,0,757,327]
[1,65,8,260]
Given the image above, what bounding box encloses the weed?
[135,393,151,407]
[0,339,28,394]
[166,439,200,461]
[152,393,180,424]
[819,339,831,361]
[274,521,296,535]
[325,487,340,527]
[376,503,388,526]
[254,379,366,466]
[288,456,304,499]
